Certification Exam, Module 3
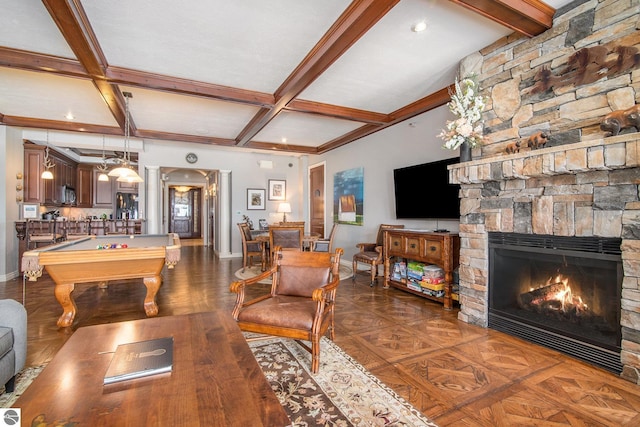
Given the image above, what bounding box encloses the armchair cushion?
[278,265,331,297]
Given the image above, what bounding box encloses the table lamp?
[277,202,291,222]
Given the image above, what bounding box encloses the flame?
[530,274,589,314]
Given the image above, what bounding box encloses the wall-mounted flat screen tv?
[393,157,460,219]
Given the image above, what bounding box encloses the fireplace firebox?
[488,232,623,373]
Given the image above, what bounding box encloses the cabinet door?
[23,148,44,203]
[76,165,93,208]
[116,180,138,193]
[93,169,113,207]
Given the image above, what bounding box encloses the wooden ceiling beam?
[43,0,128,131]
[318,86,452,153]
[449,0,555,38]
[234,0,401,146]
[285,99,389,125]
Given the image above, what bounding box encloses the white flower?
[438,74,486,150]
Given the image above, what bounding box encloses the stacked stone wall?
[452,0,640,383]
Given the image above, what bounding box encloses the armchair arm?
[355,242,376,252]
[230,265,278,319]
[0,299,27,375]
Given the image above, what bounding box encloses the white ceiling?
[0,0,574,156]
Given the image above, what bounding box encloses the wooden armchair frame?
[230,246,343,373]
[352,224,404,286]
[238,223,267,272]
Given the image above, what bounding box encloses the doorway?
[309,162,325,238]
[169,186,202,239]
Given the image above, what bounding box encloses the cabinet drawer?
[388,235,404,255]
[423,240,442,261]
[404,237,421,257]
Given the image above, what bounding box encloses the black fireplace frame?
[488,232,623,373]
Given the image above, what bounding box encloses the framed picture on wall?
[247,188,266,210]
[268,179,286,201]
[22,203,39,219]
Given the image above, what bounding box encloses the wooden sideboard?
[383,229,460,309]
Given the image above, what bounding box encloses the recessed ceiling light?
[412,21,427,32]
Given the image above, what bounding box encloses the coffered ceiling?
[0,0,573,155]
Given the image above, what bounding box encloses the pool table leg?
[54,282,76,328]
[143,275,161,317]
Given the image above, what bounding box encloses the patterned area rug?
[235,263,353,283]
[0,365,45,408]
[247,335,437,427]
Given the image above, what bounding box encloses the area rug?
[247,335,437,427]
[0,365,45,408]
[235,263,353,283]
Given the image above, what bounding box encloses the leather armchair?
[230,246,343,373]
[352,224,404,286]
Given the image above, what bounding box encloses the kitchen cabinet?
[76,164,93,208]
[93,168,113,208]
[24,143,77,206]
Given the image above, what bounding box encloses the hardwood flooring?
[2,244,640,426]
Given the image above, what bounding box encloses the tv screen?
[393,157,460,219]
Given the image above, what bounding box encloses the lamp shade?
[41,170,54,180]
[277,202,291,213]
[97,172,110,182]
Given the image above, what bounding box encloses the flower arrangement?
[438,74,486,150]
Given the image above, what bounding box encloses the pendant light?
[108,92,143,181]
[96,135,109,182]
[41,130,55,180]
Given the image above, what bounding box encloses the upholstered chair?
[352,224,404,286]
[0,299,27,395]
[268,224,303,261]
[238,223,266,272]
[312,223,338,252]
[230,246,343,373]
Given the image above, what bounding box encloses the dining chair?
[238,223,267,272]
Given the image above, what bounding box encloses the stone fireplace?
[444,0,640,382]
[449,134,640,382]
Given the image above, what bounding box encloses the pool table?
[22,233,181,327]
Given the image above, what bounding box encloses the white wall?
[311,104,460,262]
[1,126,26,281]
[138,140,303,256]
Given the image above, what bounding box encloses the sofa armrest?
[0,299,27,375]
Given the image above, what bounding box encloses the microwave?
[61,185,77,205]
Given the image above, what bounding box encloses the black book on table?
[104,337,174,385]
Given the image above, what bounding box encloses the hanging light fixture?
[96,135,110,182]
[109,92,143,181]
[41,130,55,180]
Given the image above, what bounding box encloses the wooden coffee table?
[14,311,291,426]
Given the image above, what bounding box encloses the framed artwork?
[268,179,286,201]
[333,167,364,225]
[247,188,266,210]
[22,203,39,219]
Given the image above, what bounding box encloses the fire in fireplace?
[488,232,623,373]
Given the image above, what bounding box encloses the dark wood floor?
[2,244,640,426]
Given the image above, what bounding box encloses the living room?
[2,0,640,424]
